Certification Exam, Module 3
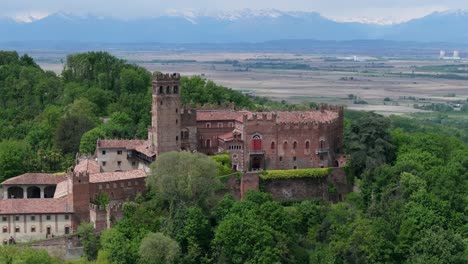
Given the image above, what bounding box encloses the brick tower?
[148,72,182,154]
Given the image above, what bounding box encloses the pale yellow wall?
[0,214,72,243]
[97,148,141,172]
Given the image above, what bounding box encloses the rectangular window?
[65,214,69,220]
[2,216,6,221]
[113,183,117,188]
[293,156,297,161]
[102,150,106,155]
[217,122,223,128]
[117,161,122,166]
[106,184,110,189]
[2,227,7,233]
[31,226,36,232]
[128,181,132,186]
[279,156,283,161]
[99,184,102,190]
[102,161,106,166]
[120,182,125,187]
[46,215,51,221]
[117,150,122,155]
[15,216,19,221]
[15,226,19,233]
[205,123,211,128]
[65,226,70,235]
[31,215,35,221]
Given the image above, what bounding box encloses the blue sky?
[2,0,468,23]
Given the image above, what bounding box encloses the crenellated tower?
[148,72,182,154]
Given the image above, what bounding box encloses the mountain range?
[1,9,468,43]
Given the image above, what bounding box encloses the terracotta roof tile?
[276,111,339,123]
[53,180,70,198]
[218,131,234,141]
[135,142,156,157]
[89,170,147,183]
[0,196,73,215]
[196,110,249,122]
[74,159,101,174]
[1,173,66,186]
[97,139,147,149]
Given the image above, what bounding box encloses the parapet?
[153,72,180,81]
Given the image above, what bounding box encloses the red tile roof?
[1,173,66,186]
[97,139,147,149]
[0,197,73,215]
[53,179,70,198]
[196,110,248,122]
[135,142,156,157]
[276,111,339,123]
[97,139,155,157]
[218,131,234,141]
[74,159,101,174]
[89,170,147,183]
[196,110,339,124]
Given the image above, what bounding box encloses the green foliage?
[77,223,101,261]
[0,140,30,182]
[93,192,110,206]
[80,127,106,154]
[147,151,221,210]
[259,168,331,180]
[345,111,396,178]
[211,153,234,176]
[213,191,292,264]
[0,245,60,264]
[138,232,181,264]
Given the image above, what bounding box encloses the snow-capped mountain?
[0,9,467,43]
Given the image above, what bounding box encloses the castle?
[0,72,345,243]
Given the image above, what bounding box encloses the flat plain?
[36,50,468,115]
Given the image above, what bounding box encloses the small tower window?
[293,141,297,149]
[206,123,211,128]
[175,108,178,113]
[206,139,211,148]
[271,141,275,149]
[283,141,288,150]
[159,86,163,94]
[305,141,310,149]
[173,86,178,94]
[166,86,171,94]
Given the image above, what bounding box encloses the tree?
[80,127,106,154]
[212,191,292,264]
[138,232,181,264]
[0,246,59,264]
[77,223,100,261]
[0,140,30,182]
[345,112,395,178]
[147,151,221,211]
[54,113,95,154]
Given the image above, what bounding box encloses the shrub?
[259,168,331,180]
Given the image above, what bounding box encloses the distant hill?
[1,9,468,43]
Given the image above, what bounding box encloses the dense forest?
[0,51,467,263]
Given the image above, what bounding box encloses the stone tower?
[148,72,182,154]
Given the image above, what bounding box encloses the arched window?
[293,141,297,149]
[320,140,325,149]
[173,86,178,94]
[252,134,262,150]
[283,141,288,150]
[166,86,171,94]
[159,86,163,94]
[305,141,310,149]
[271,141,275,149]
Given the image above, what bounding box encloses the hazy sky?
[2,0,468,23]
